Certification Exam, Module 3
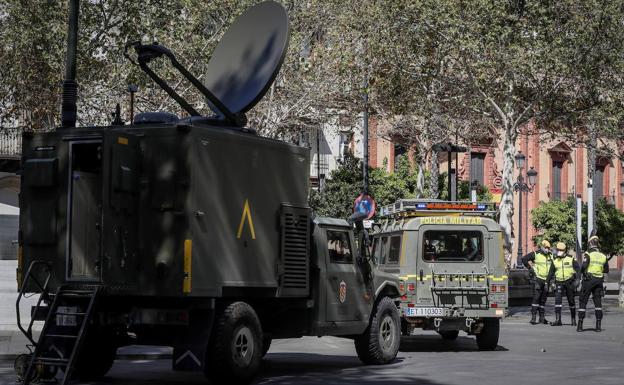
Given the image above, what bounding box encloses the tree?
[530,198,624,255]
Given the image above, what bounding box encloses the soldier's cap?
[556,242,566,251]
[589,235,599,242]
[540,240,551,248]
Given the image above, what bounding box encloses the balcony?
[549,191,574,201]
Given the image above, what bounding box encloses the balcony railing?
[0,127,22,159]
[550,191,574,201]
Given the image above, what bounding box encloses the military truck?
[14,2,401,384]
[372,199,508,350]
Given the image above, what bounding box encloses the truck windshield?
[422,230,483,262]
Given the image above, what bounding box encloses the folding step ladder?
[22,285,101,385]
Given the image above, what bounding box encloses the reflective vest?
[587,251,607,278]
[533,252,552,280]
[553,256,575,282]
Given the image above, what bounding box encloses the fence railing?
[0,127,22,158]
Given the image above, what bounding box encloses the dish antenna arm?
[126,42,243,126]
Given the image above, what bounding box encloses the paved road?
[0,297,622,385]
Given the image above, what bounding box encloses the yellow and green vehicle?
[372,200,508,350]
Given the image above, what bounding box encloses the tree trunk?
[416,164,425,198]
[498,122,518,268]
[430,151,439,199]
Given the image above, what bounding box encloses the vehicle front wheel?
[354,296,401,365]
[438,330,459,341]
[476,318,500,351]
[204,302,263,385]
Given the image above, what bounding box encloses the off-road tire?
[73,333,117,380]
[204,302,263,385]
[262,335,272,357]
[438,330,459,341]
[354,296,400,365]
[476,318,500,351]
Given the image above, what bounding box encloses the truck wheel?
[262,335,272,357]
[204,302,262,385]
[438,330,459,341]
[73,334,117,380]
[354,297,400,365]
[476,318,500,351]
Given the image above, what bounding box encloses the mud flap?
[172,308,214,371]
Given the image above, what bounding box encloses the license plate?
[405,307,445,317]
[56,306,78,327]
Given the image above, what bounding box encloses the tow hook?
[434,318,442,329]
[465,318,475,329]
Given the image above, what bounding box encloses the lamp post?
[514,152,538,267]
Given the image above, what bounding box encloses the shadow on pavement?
[257,353,439,385]
[399,335,508,352]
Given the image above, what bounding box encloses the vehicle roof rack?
[378,199,498,218]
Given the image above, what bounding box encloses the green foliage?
[310,154,421,219]
[530,198,624,255]
[437,172,493,202]
[530,198,581,252]
[310,154,491,219]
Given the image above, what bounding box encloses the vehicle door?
[416,225,489,310]
[325,227,368,322]
[101,131,141,287]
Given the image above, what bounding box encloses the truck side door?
[324,228,366,322]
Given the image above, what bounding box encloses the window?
[552,161,563,200]
[594,165,605,199]
[470,153,485,187]
[327,230,353,264]
[338,132,353,160]
[387,236,402,264]
[377,236,388,264]
[422,230,483,262]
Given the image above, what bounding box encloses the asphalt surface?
[0,296,622,385]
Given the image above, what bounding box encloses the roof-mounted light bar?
[379,199,498,218]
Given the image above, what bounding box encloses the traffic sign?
[353,194,376,219]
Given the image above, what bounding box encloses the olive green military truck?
[372,200,508,350]
[14,2,401,385]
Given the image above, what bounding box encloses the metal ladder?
[22,284,101,385]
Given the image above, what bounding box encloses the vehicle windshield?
[422,230,483,262]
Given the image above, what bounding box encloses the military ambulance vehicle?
[372,199,508,350]
[14,2,401,385]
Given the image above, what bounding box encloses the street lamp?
[514,151,538,267]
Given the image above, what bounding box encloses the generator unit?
[15,2,401,384]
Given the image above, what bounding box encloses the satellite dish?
[203,1,289,116]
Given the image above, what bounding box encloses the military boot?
[576,317,583,332]
[550,311,562,326]
[530,311,537,325]
[595,320,602,332]
[571,312,577,326]
[539,309,549,324]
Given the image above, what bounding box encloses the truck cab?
[372,200,508,350]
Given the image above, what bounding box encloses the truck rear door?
[415,226,489,311]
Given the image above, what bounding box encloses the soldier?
[522,240,554,325]
[577,235,609,332]
[550,242,579,327]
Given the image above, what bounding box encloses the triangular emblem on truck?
[237,199,256,240]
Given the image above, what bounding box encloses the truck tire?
[476,318,500,351]
[354,296,400,365]
[438,330,459,341]
[73,334,117,380]
[262,335,272,357]
[204,302,263,385]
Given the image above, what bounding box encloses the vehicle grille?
[279,205,310,296]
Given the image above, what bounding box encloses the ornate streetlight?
[514,152,538,267]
